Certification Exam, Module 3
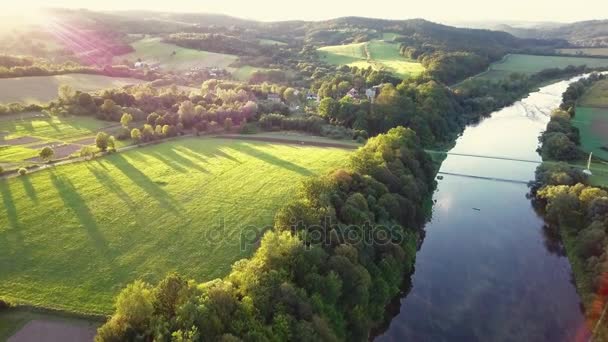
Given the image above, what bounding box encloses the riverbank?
[529,73,608,340]
[376,75,589,341]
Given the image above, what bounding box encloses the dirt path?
[8,319,97,342]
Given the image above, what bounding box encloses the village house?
[306,91,318,101]
[346,88,359,98]
[365,85,383,102]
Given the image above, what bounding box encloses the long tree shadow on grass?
[164,148,209,173]
[19,176,38,203]
[86,164,138,210]
[108,153,182,214]
[229,143,313,176]
[0,181,20,230]
[49,172,111,258]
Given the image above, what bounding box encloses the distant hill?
[457,20,608,48]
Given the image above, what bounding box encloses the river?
[375,77,591,341]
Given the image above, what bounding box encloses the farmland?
[570,79,608,161]
[0,74,141,104]
[317,40,424,79]
[572,107,608,160]
[0,137,351,313]
[475,54,608,82]
[115,37,238,71]
[0,114,118,169]
[557,48,608,57]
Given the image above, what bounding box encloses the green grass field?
[381,32,402,42]
[0,74,141,105]
[258,39,287,46]
[317,40,424,79]
[0,137,351,314]
[231,65,269,81]
[571,107,608,161]
[579,79,608,107]
[0,115,113,167]
[115,37,238,71]
[476,54,608,82]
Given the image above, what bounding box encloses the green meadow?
[115,37,238,71]
[476,54,608,82]
[317,40,424,79]
[572,107,608,161]
[0,137,351,314]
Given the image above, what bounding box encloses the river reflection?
[375,77,590,342]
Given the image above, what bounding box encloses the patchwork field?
[0,74,142,105]
[318,40,424,79]
[476,54,608,82]
[115,37,238,71]
[0,137,351,313]
[0,114,117,168]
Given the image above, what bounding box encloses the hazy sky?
[7,0,608,23]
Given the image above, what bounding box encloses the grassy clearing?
[579,79,608,107]
[0,74,141,105]
[258,38,287,46]
[476,54,608,82]
[317,40,424,79]
[231,65,268,81]
[115,37,238,71]
[571,107,608,160]
[0,137,351,314]
[557,48,608,57]
[381,32,402,42]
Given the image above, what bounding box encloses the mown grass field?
[572,107,608,161]
[0,114,115,167]
[115,37,238,71]
[0,137,351,314]
[579,79,608,107]
[570,79,608,161]
[317,40,424,79]
[476,54,608,82]
[0,74,141,104]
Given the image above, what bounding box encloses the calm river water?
[375,77,591,341]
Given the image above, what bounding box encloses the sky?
[6,0,608,23]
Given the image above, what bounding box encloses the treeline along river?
[375,77,591,341]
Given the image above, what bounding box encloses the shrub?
[239,123,258,134]
[39,146,55,161]
[18,168,27,176]
[80,146,96,160]
[0,298,14,311]
[96,132,109,152]
[131,128,142,142]
[224,118,233,132]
